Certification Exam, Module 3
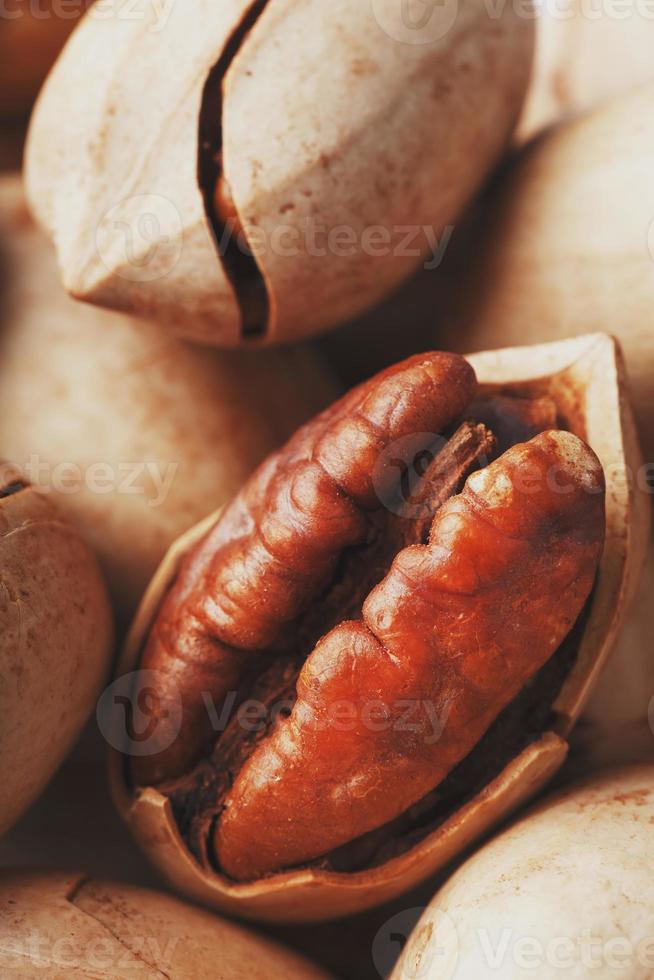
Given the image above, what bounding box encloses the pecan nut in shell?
[112,335,643,922]
[125,348,608,882]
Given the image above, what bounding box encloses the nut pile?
[1,0,652,975]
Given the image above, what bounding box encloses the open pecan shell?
[110,334,647,923]
[25,0,532,346]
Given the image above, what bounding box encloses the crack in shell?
[198,0,271,339]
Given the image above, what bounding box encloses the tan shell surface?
[518,5,654,142]
[223,0,533,343]
[583,543,654,730]
[0,871,331,978]
[26,0,533,346]
[393,765,654,980]
[24,0,248,344]
[111,334,646,923]
[438,83,654,468]
[0,175,334,620]
[0,484,113,838]
[569,541,654,774]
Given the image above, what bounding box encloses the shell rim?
[108,332,648,920]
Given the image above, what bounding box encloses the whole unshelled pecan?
[25,0,534,345]
[0,469,112,837]
[131,352,605,881]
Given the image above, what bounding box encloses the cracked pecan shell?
[25,0,533,345]
[111,335,646,923]
[0,871,330,978]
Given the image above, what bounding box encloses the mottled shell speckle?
[0,871,332,978]
[0,482,112,836]
[394,765,654,980]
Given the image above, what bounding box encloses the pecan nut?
[129,351,605,882]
